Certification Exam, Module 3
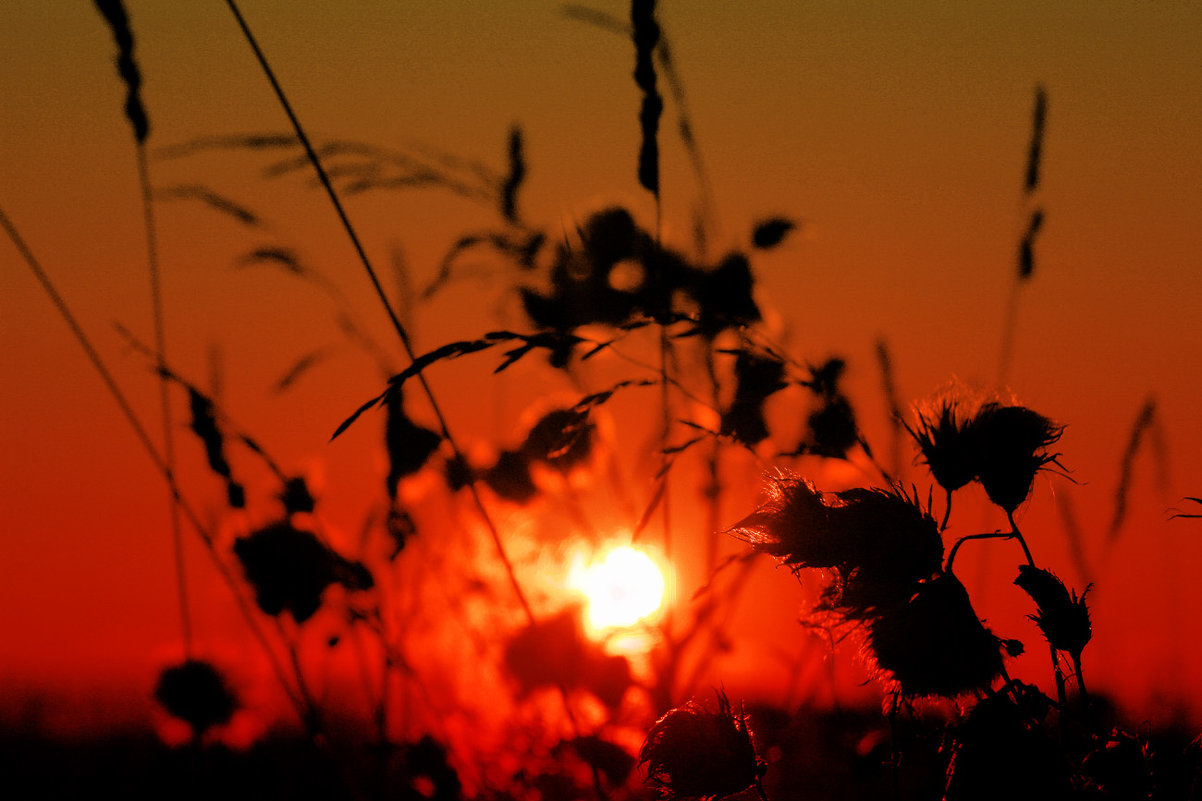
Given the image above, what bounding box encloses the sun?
[570,544,668,637]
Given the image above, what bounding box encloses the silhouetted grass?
[7,3,1201,801]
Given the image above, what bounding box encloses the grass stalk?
[135,144,193,658]
[1,203,312,724]
[221,0,534,625]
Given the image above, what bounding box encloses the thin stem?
[280,621,324,739]
[945,530,1031,574]
[136,144,192,658]
[222,0,534,625]
[1004,511,1036,566]
[940,487,953,531]
[1007,512,1067,710]
[1,204,308,723]
[1071,652,1089,702]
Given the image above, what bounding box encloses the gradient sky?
[3,1,1201,734]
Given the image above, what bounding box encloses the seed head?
[904,398,978,493]
[867,573,1005,698]
[1014,564,1092,659]
[640,690,765,800]
[724,473,842,568]
[972,403,1063,513]
[234,522,373,624]
[153,659,237,738]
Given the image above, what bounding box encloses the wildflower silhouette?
[789,358,863,460]
[904,398,1063,521]
[1015,564,1092,692]
[972,403,1063,514]
[943,680,1070,800]
[866,573,1005,698]
[903,397,977,528]
[234,521,373,624]
[640,689,766,801]
[153,659,237,740]
[278,475,317,515]
[726,475,943,619]
[720,348,787,446]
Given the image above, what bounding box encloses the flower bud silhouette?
[234,521,373,624]
[153,659,237,739]
[1014,564,1092,660]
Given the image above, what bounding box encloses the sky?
[2,1,1201,737]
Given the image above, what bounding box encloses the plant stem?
[135,144,192,659]
[222,0,534,625]
[1007,512,1068,710]
[1,204,310,724]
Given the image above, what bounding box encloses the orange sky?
[3,1,1202,737]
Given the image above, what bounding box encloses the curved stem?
[1005,510,1036,566]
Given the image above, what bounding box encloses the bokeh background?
[3,1,1201,738]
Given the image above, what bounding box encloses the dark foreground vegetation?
[5,1,1201,800]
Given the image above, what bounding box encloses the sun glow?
[570,544,668,637]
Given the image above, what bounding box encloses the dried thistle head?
[723,473,841,568]
[944,681,1069,800]
[804,396,860,459]
[866,573,1005,698]
[829,486,944,616]
[971,403,1064,513]
[904,398,978,494]
[728,477,943,619]
[153,659,237,738]
[1014,564,1092,659]
[640,690,765,800]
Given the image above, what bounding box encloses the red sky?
[2,1,1201,737]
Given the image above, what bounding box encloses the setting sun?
[571,545,668,635]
